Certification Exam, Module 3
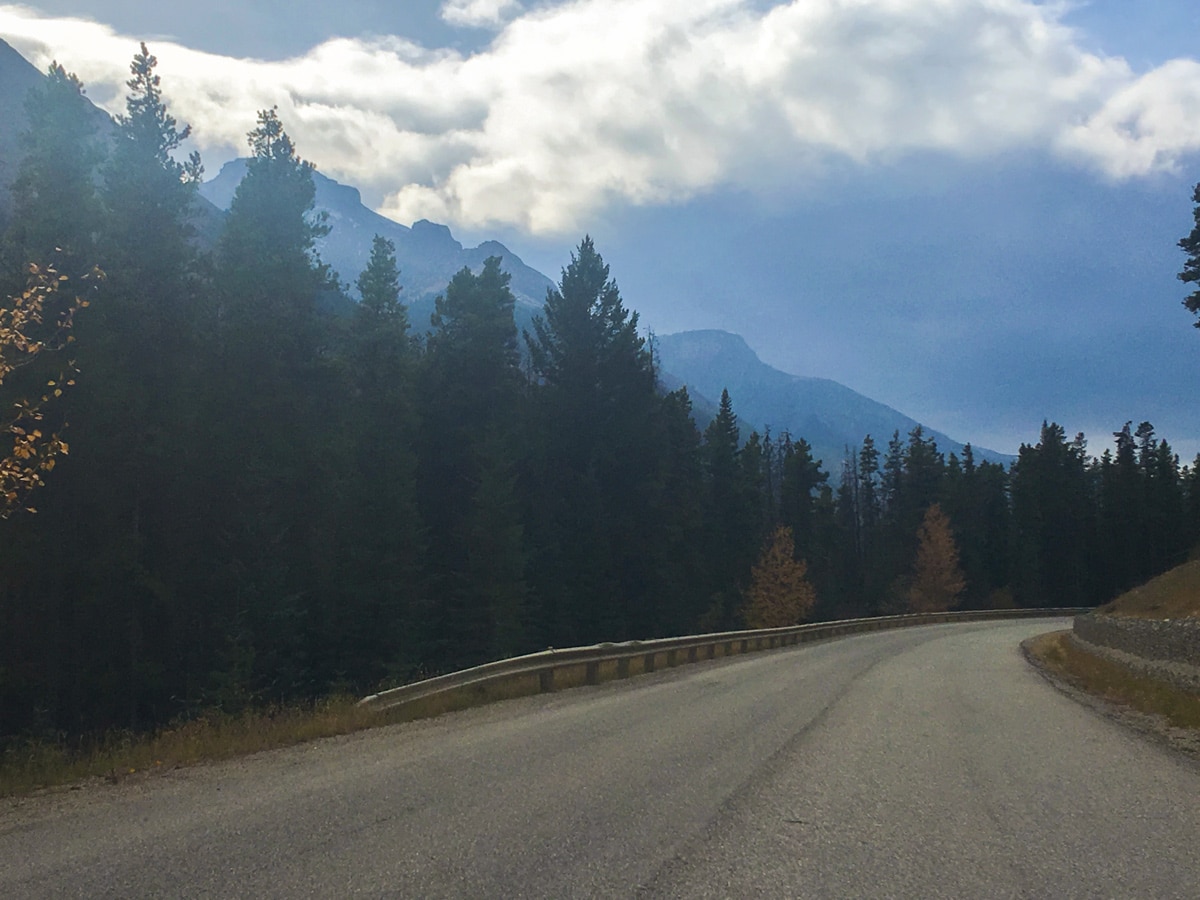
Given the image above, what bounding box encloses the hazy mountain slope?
[200,159,555,331]
[0,38,223,243]
[0,39,43,217]
[656,329,1012,468]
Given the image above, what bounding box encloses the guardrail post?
[585,661,600,685]
[666,649,677,667]
[539,669,554,692]
[687,646,697,663]
[617,657,630,678]
[644,652,656,673]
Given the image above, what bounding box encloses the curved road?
[2,621,1198,898]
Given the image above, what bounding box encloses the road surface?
[2,620,1197,898]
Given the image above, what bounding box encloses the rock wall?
[1072,613,1200,692]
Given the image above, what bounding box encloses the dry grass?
[0,653,687,798]
[1026,630,1200,731]
[0,672,560,799]
[0,696,410,798]
[1098,560,1200,619]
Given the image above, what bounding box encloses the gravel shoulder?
[1021,632,1200,764]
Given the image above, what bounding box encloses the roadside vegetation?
[1095,559,1200,619]
[1026,562,1200,734]
[0,678,546,798]
[1027,631,1200,732]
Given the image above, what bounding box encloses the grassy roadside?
[1024,630,1200,732]
[0,697,398,799]
[0,644,741,799]
[1096,559,1200,619]
[0,671,554,799]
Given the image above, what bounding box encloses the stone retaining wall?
[1072,613,1200,693]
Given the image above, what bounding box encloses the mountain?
[655,329,1013,469]
[0,39,1007,469]
[0,39,44,217]
[199,159,556,330]
[0,37,223,242]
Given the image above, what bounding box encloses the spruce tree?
[418,258,526,667]
[1178,181,1200,327]
[3,63,103,282]
[524,237,664,644]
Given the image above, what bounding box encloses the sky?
[1,0,1199,459]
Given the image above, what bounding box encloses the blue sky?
[2,0,1198,458]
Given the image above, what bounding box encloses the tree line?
[1,49,1197,744]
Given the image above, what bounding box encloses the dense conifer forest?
[2,50,1198,744]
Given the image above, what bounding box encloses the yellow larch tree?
[907,503,967,612]
[742,525,817,628]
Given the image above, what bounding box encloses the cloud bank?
[440,0,524,29]
[2,0,1198,234]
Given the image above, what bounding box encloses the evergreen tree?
[1010,423,1095,607]
[3,63,103,282]
[857,435,881,533]
[418,258,526,667]
[356,235,406,324]
[778,435,828,561]
[1178,181,1200,328]
[334,234,424,683]
[201,110,340,701]
[524,237,666,643]
[216,107,331,366]
[698,389,760,628]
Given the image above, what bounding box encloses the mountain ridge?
[655,329,1013,467]
[199,158,556,317]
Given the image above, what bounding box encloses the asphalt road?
[2,620,1198,898]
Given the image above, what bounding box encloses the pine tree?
[742,525,816,628]
[779,435,827,560]
[101,44,202,284]
[3,63,104,281]
[217,107,331,365]
[356,234,405,322]
[1010,423,1096,607]
[418,258,526,666]
[524,237,665,644]
[202,110,340,700]
[698,389,760,628]
[1178,181,1200,328]
[908,503,966,612]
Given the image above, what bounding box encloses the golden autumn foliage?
[907,503,967,612]
[0,263,91,517]
[742,525,817,628]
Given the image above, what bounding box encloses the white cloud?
[441,0,523,29]
[1,0,1198,235]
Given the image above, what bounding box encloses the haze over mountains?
[655,330,1010,467]
[1,35,1009,465]
[199,159,555,315]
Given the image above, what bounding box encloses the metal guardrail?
[358,607,1086,714]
